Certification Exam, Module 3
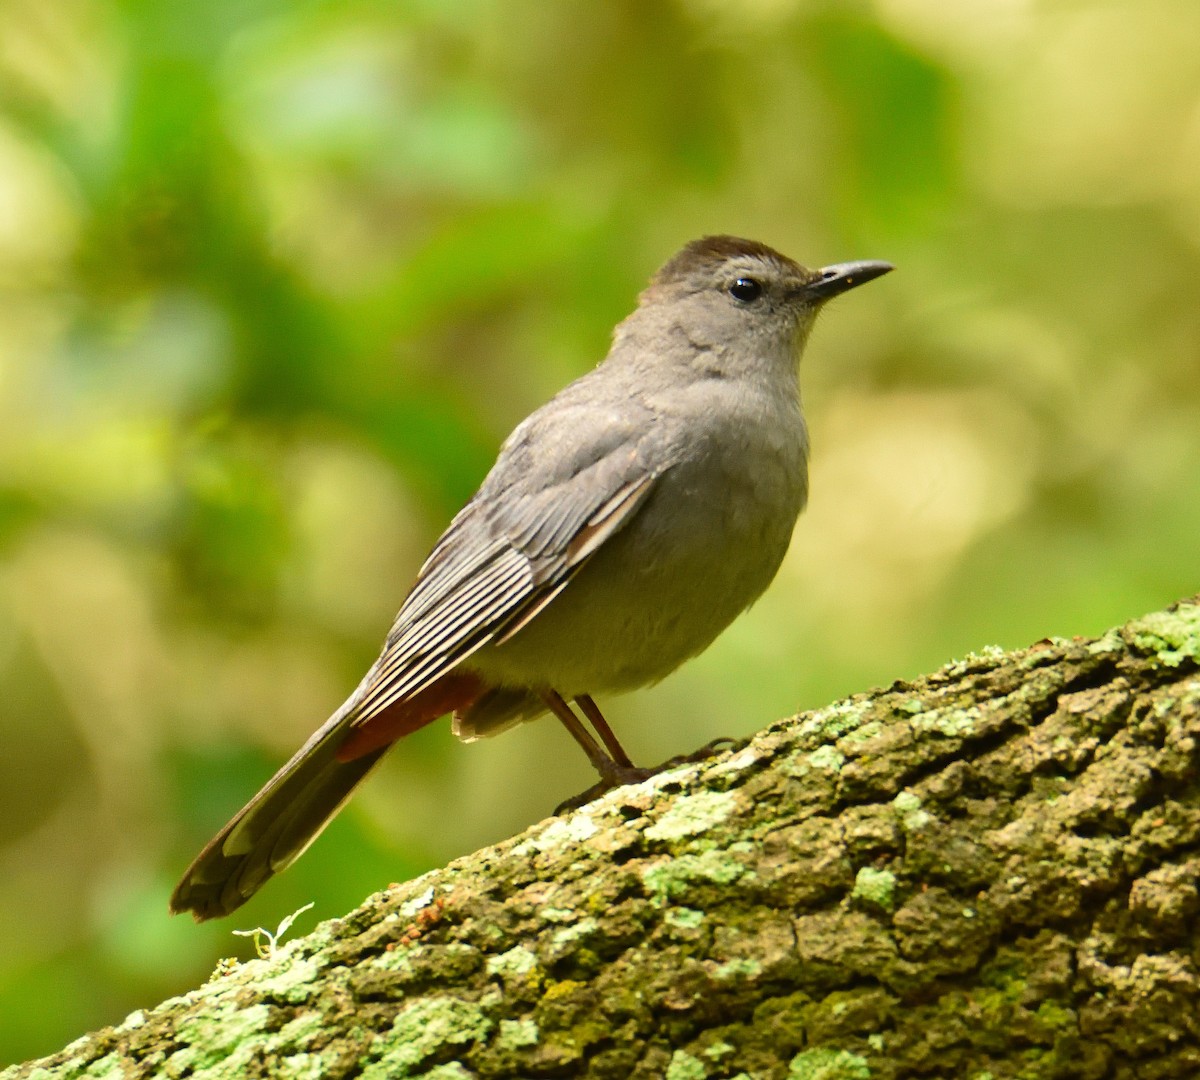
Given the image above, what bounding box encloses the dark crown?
[652,235,806,286]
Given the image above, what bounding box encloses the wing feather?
[353,548,530,718]
[333,389,674,740]
[344,466,661,731]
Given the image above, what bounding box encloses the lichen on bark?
[6,595,1200,1079]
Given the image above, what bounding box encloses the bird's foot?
[554,764,656,815]
[553,737,742,814]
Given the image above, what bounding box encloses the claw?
[552,737,742,815]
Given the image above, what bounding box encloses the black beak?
[802,260,894,300]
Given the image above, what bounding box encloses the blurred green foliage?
[1,0,1198,1064]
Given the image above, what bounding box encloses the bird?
[170,235,892,920]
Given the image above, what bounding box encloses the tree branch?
[7,596,1200,1079]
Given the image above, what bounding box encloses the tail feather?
[171,670,493,921]
[170,726,388,920]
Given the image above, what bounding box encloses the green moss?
[944,645,1006,674]
[842,721,884,744]
[252,952,320,1003]
[420,1065,473,1079]
[512,813,599,856]
[485,945,539,978]
[714,957,762,981]
[795,700,872,742]
[551,917,598,945]
[969,986,1016,1027]
[533,1004,612,1065]
[788,1047,871,1079]
[361,996,491,1079]
[496,1017,540,1050]
[666,1050,708,1079]
[780,736,848,780]
[807,745,846,772]
[1127,606,1200,667]
[892,791,920,813]
[76,1054,125,1079]
[371,943,481,984]
[892,791,931,830]
[369,943,417,974]
[1034,999,1075,1033]
[852,867,896,910]
[912,706,979,737]
[1086,629,1123,655]
[175,1003,272,1069]
[665,907,705,930]
[273,1052,328,1080]
[642,850,748,906]
[277,1010,325,1049]
[645,790,738,841]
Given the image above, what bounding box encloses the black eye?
[729,278,762,303]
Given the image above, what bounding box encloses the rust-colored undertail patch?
[336,672,486,762]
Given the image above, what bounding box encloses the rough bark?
[7,595,1200,1080]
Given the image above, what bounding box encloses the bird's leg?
[543,691,741,815]
[574,694,635,768]
[540,689,620,779]
[574,693,737,776]
[542,690,655,812]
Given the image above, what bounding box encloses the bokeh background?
[2,0,1199,1063]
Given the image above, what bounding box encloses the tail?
[170,672,484,921]
[169,708,389,921]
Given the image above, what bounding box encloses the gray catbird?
[171,235,892,920]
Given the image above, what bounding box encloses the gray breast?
[469,385,809,694]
